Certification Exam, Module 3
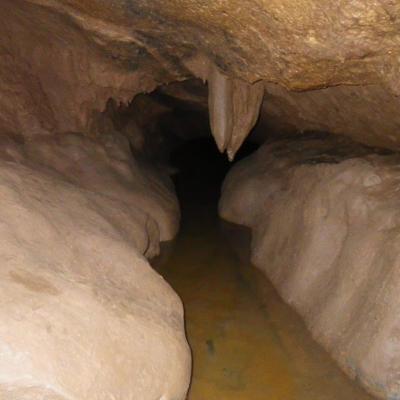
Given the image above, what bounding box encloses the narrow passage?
[155,138,374,400]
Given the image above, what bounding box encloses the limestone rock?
[2,0,400,151]
[0,134,191,399]
[208,65,264,160]
[22,0,400,90]
[220,133,400,399]
[257,83,400,151]
[23,132,180,243]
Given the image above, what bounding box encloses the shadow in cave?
[170,136,258,221]
[154,135,375,400]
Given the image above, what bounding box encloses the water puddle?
[155,203,374,400]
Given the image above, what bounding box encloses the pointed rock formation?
[208,65,264,160]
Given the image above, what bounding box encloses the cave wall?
[219,134,400,399]
[0,0,159,137]
[2,0,400,398]
[0,132,191,399]
[0,3,197,397]
[258,83,400,150]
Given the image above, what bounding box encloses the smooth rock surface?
[0,133,191,399]
[207,65,264,160]
[219,134,400,399]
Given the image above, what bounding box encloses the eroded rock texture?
[220,134,400,399]
[0,0,155,137]
[22,0,400,90]
[3,0,400,149]
[0,133,191,399]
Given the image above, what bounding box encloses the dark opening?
[170,136,258,216]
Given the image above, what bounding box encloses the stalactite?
[207,65,264,160]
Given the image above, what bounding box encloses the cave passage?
[4,2,400,398]
[154,136,374,400]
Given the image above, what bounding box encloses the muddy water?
[155,207,374,400]
[154,138,374,400]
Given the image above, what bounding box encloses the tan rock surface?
[0,134,191,399]
[3,0,400,397]
[220,133,400,399]
[23,132,180,243]
[208,65,264,160]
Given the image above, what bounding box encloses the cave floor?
[155,195,374,400]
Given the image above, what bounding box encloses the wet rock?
[0,134,191,399]
[220,133,400,399]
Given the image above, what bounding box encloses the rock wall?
[3,0,400,397]
[4,0,400,152]
[0,133,191,399]
[0,0,158,138]
[219,133,400,399]
[258,83,400,151]
[23,0,400,91]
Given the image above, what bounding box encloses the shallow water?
[154,138,374,400]
[155,202,374,400]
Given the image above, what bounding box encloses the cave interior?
[1,1,400,399]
